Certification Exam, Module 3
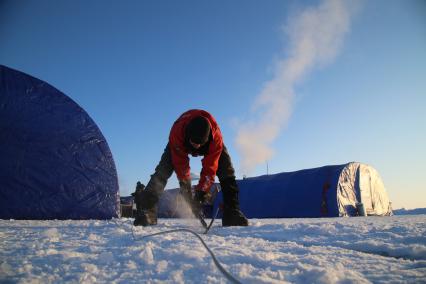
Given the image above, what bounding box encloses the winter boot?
[222,207,248,227]
[220,177,248,226]
[133,182,158,226]
[133,207,158,226]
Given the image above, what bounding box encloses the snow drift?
[1,216,425,283]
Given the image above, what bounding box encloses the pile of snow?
[1,216,425,283]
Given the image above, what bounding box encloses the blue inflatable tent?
[212,162,392,218]
[0,65,120,219]
[154,162,392,218]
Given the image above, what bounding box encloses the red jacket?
[169,109,223,192]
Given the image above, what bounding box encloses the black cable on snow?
[131,227,242,284]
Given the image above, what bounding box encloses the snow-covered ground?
[1,215,425,283]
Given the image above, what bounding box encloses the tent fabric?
[0,65,120,220]
[211,162,392,218]
[337,163,392,217]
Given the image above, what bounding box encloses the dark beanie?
[186,116,211,144]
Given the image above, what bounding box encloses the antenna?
[266,161,269,175]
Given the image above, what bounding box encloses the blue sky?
[1,0,425,209]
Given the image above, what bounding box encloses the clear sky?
[1,0,425,209]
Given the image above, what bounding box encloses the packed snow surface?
[1,215,425,283]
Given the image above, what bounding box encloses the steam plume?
[235,0,354,174]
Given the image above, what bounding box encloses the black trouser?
[142,143,240,210]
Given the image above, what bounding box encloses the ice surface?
[0,216,425,283]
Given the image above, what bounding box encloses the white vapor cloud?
[235,0,355,175]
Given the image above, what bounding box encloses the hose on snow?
[131,226,241,284]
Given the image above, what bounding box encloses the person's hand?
[194,190,206,205]
[192,190,207,215]
[179,179,192,203]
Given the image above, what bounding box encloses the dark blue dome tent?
[154,162,392,218]
[0,65,120,219]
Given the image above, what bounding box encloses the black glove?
[194,190,206,204]
[179,179,192,204]
[179,179,191,191]
[192,190,207,216]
